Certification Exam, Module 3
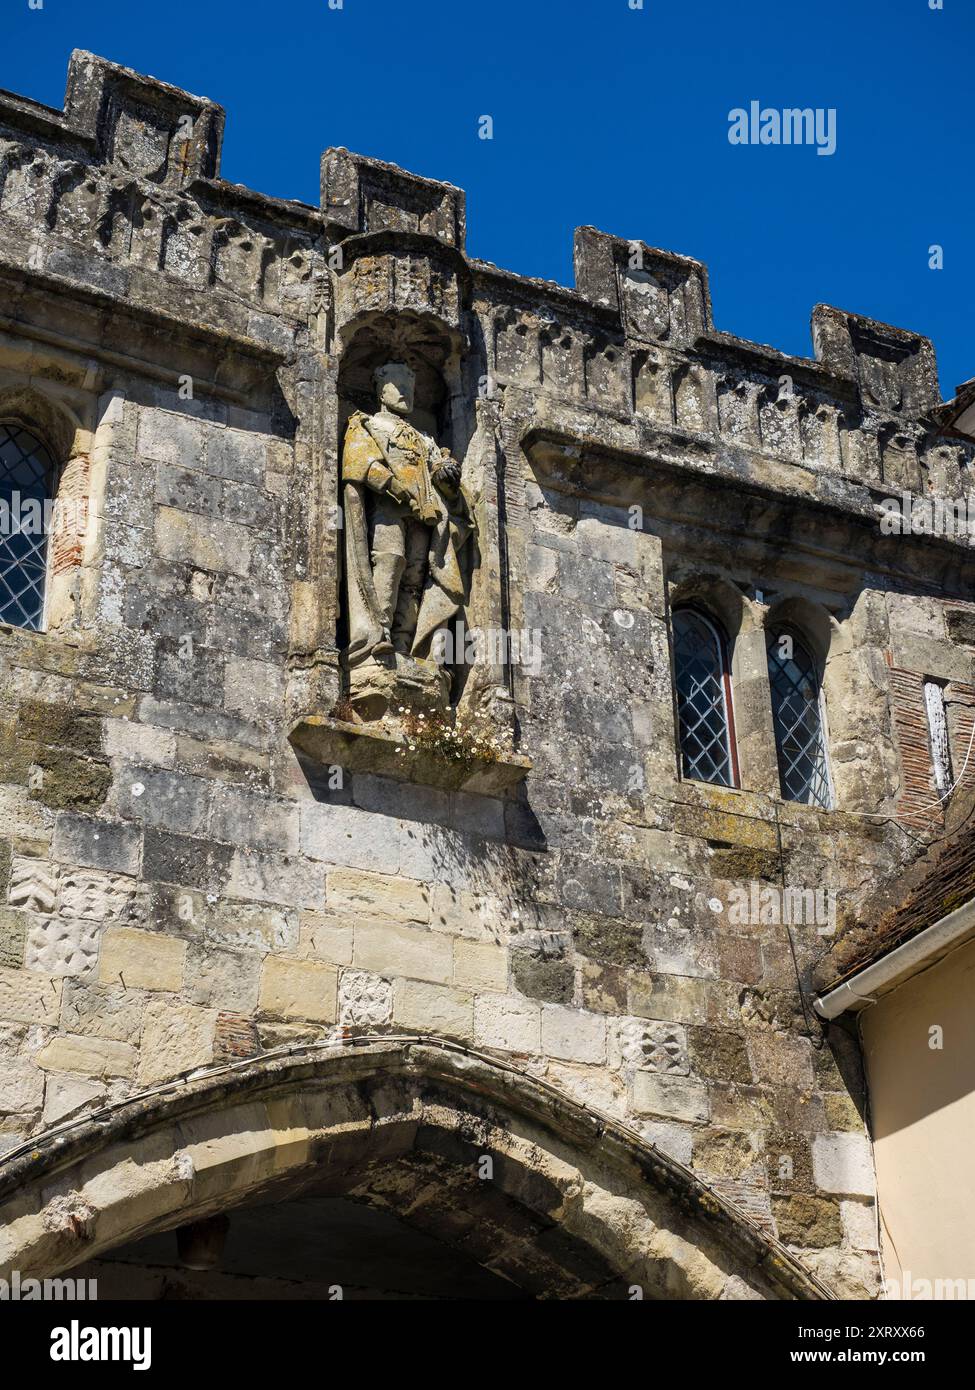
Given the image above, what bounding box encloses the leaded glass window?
[0,423,56,632]
[673,608,737,787]
[767,628,832,808]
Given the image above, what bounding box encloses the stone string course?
[0,51,973,1298]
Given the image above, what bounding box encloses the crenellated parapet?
[0,50,969,503]
[0,52,325,375]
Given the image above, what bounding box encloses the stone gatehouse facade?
[0,51,973,1300]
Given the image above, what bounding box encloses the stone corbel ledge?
[0,261,289,405]
[289,715,531,795]
[0,1035,829,1300]
[522,423,975,572]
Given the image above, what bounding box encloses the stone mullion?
[731,621,781,797]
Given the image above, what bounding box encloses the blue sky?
[4,0,973,397]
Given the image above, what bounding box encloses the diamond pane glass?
[0,423,55,632]
[767,630,831,808]
[673,610,734,787]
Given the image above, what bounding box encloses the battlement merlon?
[0,50,226,185]
[0,50,950,411]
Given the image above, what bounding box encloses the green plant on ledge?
[396,705,508,773]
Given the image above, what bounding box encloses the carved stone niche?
[332,231,467,337]
[288,305,529,795]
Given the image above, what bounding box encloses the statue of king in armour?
[341,361,474,713]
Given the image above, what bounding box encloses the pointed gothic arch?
[0,1038,829,1301]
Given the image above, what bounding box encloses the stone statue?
[341,361,474,713]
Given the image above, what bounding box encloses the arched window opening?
[0,422,57,631]
[767,627,832,808]
[673,607,738,788]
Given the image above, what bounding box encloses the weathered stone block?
[579,959,627,1013]
[116,767,211,835]
[709,847,781,881]
[52,815,141,875]
[208,901,298,953]
[258,956,337,1023]
[764,1129,816,1193]
[428,883,501,939]
[42,1075,106,1126]
[37,1033,137,1079]
[98,926,186,991]
[540,1004,607,1063]
[746,1032,815,1089]
[636,1120,694,1166]
[226,851,325,910]
[0,908,27,968]
[0,1060,44,1115]
[155,507,253,577]
[772,1192,843,1248]
[811,1132,875,1197]
[557,856,623,917]
[945,607,975,647]
[714,934,764,985]
[30,748,111,812]
[673,804,778,850]
[632,1072,710,1123]
[628,972,709,1024]
[153,640,226,707]
[473,993,541,1053]
[300,802,403,876]
[138,999,217,1084]
[326,866,430,924]
[143,829,231,893]
[0,965,62,1024]
[692,1128,761,1179]
[137,409,204,468]
[393,979,472,1039]
[205,427,267,485]
[155,462,222,516]
[453,938,507,992]
[60,979,145,1044]
[841,1199,879,1252]
[185,945,261,1013]
[824,1091,864,1131]
[573,913,645,968]
[689,1027,753,1084]
[16,701,101,755]
[512,951,574,1003]
[0,839,10,900]
[297,912,353,965]
[210,787,299,855]
[354,922,451,984]
[223,657,285,723]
